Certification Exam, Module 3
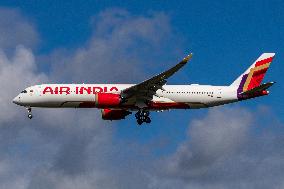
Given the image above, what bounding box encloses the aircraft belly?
[150,95,208,110]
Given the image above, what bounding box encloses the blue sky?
[0,1,283,188]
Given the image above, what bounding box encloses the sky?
[0,0,283,188]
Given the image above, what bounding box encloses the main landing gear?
[135,110,151,125]
[26,107,33,119]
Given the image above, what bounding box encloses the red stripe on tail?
[255,57,273,66]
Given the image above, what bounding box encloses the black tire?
[135,113,139,119]
[137,119,143,125]
[143,111,149,117]
[145,117,151,124]
[28,114,33,119]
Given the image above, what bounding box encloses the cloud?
[0,7,113,189]
[0,8,175,189]
[167,107,252,178]
[0,45,47,122]
[44,8,179,83]
[0,7,39,50]
[0,7,44,122]
[150,107,284,189]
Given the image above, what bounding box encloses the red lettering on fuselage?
[43,87,53,94]
[42,86,119,95]
[60,87,70,95]
[110,87,118,92]
[54,87,58,94]
[93,87,103,93]
[80,87,92,94]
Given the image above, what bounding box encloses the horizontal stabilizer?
[240,82,275,95]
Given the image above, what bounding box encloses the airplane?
[13,53,275,125]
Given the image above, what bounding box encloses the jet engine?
[95,93,121,108]
[101,109,132,120]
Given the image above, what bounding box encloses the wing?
[120,53,193,107]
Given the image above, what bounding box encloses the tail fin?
[230,53,275,94]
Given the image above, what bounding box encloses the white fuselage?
[13,84,238,110]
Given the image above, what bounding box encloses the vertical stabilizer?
[230,53,275,94]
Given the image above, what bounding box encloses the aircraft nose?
[12,96,20,105]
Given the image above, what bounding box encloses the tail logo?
[239,56,273,93]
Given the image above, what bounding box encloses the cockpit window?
[21,90,27,93]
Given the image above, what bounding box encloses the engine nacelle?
[95,93,121,108]
[101,109,131,120]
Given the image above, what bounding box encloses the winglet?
[182,53,193,63]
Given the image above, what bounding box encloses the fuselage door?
[217,88,222,99]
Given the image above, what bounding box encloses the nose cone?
[12,96,20,105]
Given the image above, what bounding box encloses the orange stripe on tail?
[242,56,274,92]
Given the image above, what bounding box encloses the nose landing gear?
[28,114,33,119]
[135,110,151,125]
[27,107,33,119]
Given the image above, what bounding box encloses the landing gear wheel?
[137,119,143,125]
[145,117,151,124]
[135,110,151,125]
[135,112,139,119]
[28,114,33,119]
[142,111,149,117]
[26,107,33,119]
